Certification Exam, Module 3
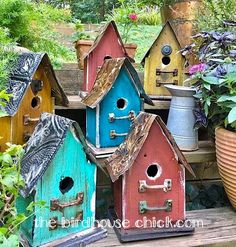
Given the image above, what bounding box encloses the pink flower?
[189,63,206,75]
[128,13,138,22]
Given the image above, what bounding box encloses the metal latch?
[23,114,40,125]
[50,192,84,212]
[49,211,83,230]
[156,79,178,87]
[108,110,136,123]
[110,130,128,139]
[31,79,43,94]
[139,179,172,193]
[139,200,173,214]
[156,69,178,76]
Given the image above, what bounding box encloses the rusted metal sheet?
[105,112,195,183]
[81,58,153,108]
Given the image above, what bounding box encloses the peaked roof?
[85,21,128,59]
[20,113,96,197]
[141,21,184,65]
[81,58,153,108]
[0,52,68,116]
[105,112,195,182]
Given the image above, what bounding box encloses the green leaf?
[203,83,211,90]
[228,107,236,124]
[2,153,12,164]
[202,76,220,85]
[218,95,236,103]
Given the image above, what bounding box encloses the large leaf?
[202,76,220,85]
[218,95,236,103]
[228,107,236,124]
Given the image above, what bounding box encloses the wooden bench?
[89,207,236,247]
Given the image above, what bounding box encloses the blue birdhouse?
[81,58,153,156]
[17,113,106,247]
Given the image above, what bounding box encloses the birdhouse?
[81,58,153,156]
[17,113,106,247]
[105,112,195,242]
[83,21,128,92]
[141,21,187,98]
[0,52,68,151]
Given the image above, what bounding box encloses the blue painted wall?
[99,67,142,147]
[18,129,97,246]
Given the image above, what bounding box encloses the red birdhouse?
[83,21,128,92]
[105,112,195,242]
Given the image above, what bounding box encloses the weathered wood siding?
[83,24,126,92]
[144,24,185,96]
[122,122,185,229]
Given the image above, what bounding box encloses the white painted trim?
[95,104,100,148]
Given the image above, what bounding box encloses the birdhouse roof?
[0,52,68,116]
[84,21,128,59]
[20,113,96,197]
[141,21,184,65]
[81,58,153,108]
[105,112,195,182]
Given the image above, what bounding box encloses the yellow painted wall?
[0,65,55,150]
[144,24,185,97]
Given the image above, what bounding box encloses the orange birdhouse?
[0,52,68,151]
[141,21,187,98]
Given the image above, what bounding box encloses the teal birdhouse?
[81,58,153,156]
[17,113,106,247]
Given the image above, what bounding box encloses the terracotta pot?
[161,0,202,65]
[75,40,94,70]
[124,43,137,59]
[215,127,236,209]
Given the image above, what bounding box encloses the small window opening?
[146,164,161,179]
[31,96,41,109]
[104,55,112,61]
[59,177,74,194]
[162,56,171,65]
[116,98,127,109]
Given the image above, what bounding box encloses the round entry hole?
[146,164,161,179]
[162,56,171,65]
[31,96,41,109]
[116,98,127,109]
[59,177,74,194]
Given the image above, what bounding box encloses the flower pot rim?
[75,39,94,47]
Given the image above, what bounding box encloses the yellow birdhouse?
[141,21,187,98]
[0,52,68,151]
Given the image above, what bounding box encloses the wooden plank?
[89,207,236,247]
[183,141,216,164]
[55,96,171,110]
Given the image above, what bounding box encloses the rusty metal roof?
[81,58,153,108]
[0,52,68,116]
[85,21,128,59]
[141,21,184,66]
[105,112,195,182]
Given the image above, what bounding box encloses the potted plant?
[186,27,236,208]
[73,20,93,70]
[107,0,138,59]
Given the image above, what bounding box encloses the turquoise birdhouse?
[17,113,106,247]
[81,58,153,157]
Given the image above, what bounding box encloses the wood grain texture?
[0,117,11,151]
[143,22,186,97]
[88,207,236,247]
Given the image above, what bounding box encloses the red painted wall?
[121,122,185,230]
[83,25,126,92]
